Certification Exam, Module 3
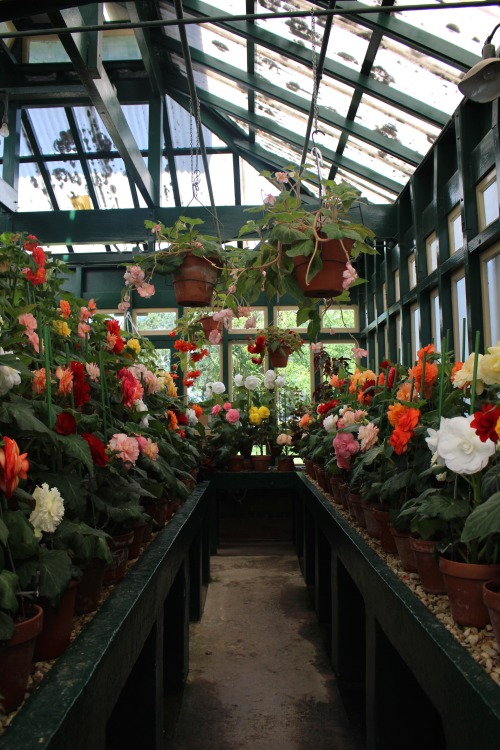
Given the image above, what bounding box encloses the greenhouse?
[1,0,500,748]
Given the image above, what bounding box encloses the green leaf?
[0,518,8,546]
[57,433,94,474]
[37,548,72,605]
[462,493,500,543]
[0,401,53,435]
[0,610,15,642]
[0,569,19,614]
[3,511,39,561]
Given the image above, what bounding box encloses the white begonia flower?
[211,381,226,395]
[275,375,285,388]
[264,369,276,381]
[425,428,446,467]
[263,374,276,389]
[186,408,198,426]
[436,472,447,482]
[323,414,338,434]
[0,347,21,397]
[435,415,496,475]
[234,374,244,387]
[29,483,65,535]
[134,398,150,427]
[244,375,259,391]
[205,383,213,399]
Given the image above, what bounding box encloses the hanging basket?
[200,314,223,340]
[292,238,353,298]
[268,346,291,368]
[173,253,220,307]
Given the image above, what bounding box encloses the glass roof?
[0,0,498,251]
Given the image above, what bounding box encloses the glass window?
[133,310,177,335]
[323,342,360,373]
[452,272,469,360]
[320,306,357,332]
[477,170,499,231]
[100,310,125,328]
[18,163,53,211]
[276,349,312,421]
[481,247,500,348]
[426,231,439,272]
[411,303,420,363]
[430,289,441,350]
[186,345,222,403]
[408,253,417,289]
[395,313,402,362]
[151,348,171,372]
[394,269,400,301]
[381,282,387,312]
[229,308,267,332]
[448,205,463,254]
[275,307,307,330]
[229,342,265,398]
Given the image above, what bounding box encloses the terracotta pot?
[483,579,500,644]
[173,253,220,307]
[34,579,79,661]
[128,521,148,560]
[349,491,367,527]
[314,465,329,492]
[268,346,291,368]
[141,498,168,529]
[304,458,314,477]
[227,455,244,472]
[242,458,254,471]
[200,314,222,339]
[389,526,418,573]
[277,456,295,472]
[339,482,350,512]
[251,455,271,472]
[75,560,105,615]
[329,476,343,505]
[439,557,500,628]
[0,605,43,713]
[292,238,353,298]
[409,537,446,594]
[103,530,134,586]
[361,501,382,539]
[372,508,398,554]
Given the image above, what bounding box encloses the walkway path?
[170,543,360,750]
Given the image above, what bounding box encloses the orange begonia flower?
[55,365,74,395]
[409,360,439,399]
[0,437,29,499]
[417,344,435,361]
[387,403,409,428]
[58,300,71,319]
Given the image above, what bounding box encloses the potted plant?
[120,217,225,308]
[276,433,295,472]
[227,165,377,339]
[248,326,303,368]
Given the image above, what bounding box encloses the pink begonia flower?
[209,329,222,345]
[78,322,91,339]
[136,282,155,298]
[342,262,358,290]
[124,265,145,287]
[358,422,379,452]
[263,193,276,206]
[237,306,251,317]
[351,346,368,359]
[274,171,289,184]
[108,433,140,465]
[79,307,91,322]
[137,436,159,461]
[25,329,40,353]
[212,404,222,416]
[86,362,100,382]
[244,316,257,329]
[128,363,160,395]
[223,402,232,411]
[228,284,237,294]
[118,299,131,313]
[151,223,161,234]
[341,409,356,426]
[18,313,37,331]
[225,408,240,424]
[333,432,360,471]
[213,309,234,329]
[310,342,323,352]
[277,433,292,446]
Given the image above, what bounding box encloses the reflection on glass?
[431,291,441,350]
[426,233,439,271]
[18,163,53,211]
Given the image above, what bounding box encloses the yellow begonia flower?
[453,353,484,394]
[478,345,500,386]
[249,412,262,425]
[249,406,259,414]
[258,406,270,418]
[127,338,141,354]
[52,320,71,337]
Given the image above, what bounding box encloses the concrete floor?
[169,543,361,750]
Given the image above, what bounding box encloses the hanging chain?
[189,98,201,201]
[310,10,323,195]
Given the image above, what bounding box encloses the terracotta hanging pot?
[439,557,500,628]
[34,579,80,661]
[408,537,446,594]
[292,238,353,298]
[200,314,223,340]
[173,253,220,307]
[0,604,43,713]
[482,579,500,644]
[268,346,291,368]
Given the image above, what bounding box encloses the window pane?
[187,345,221,403]
[426,233,439,271]
[411,306,420,362]
[321,307,356,331]
[230,308,266,332]
[135,311,177,333]
[151,348,171,371]
[431,292,441,350]
[18,163,53,211]
[485,254,500,345]
[483,180,499,228]
[275,350,312,423]
[275,308,307,330]
[454,276,469,360]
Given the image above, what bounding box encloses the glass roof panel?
[87,158,134,208]
[18,163,54,211]
[342,136,412,187]
[173,153,235,206]
[161,157,176,207]
[166,94,226,149]
[26,108,73,155]
[73,106,116,152]
[121,105,149,151]
[47,160,88,210]
[20,122,33,158]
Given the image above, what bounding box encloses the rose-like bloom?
[263,374,276,389]
[58,300,71,319]
[409,359,439,399]
[323,414,338,434]
[118,368,144,409]
[124,265,145,286]
[134,399,150,427]
[226,408,240,424]
[471,404,500,443]
[478,344,500,386]
[137,282,155,298]
[29,483,65,535]
[118,299,131,313]
[23,234,39,252]
[258,406,270,419]
[342,262,358,290]
[70,360,90,407]
[32,368,47,395]
[358,422,379,452]
[340,409,356,426]
[245,375,259,391]
[389,426,414,455]
[52,320,71,337]
[298,413,311,429]
[0,348,21,396]
[275,376,285,387]
[79,306,91,322]
[211,404,222,416]
[24,329,40,353]
[82,433,108,466]
[211,381,226,395]
[349,369,377,393]
[85,362,100,382]
[186,408,198,426]
[137,436,159,461]
[24,266,46,286]
[452,353,484,394]
[166,410,179,431]
[208,329,222,345]
[387,403,409,427]
[78,322,91,339]
[127,338,141,355]
[18,312,37,332]
[0,437,29,498]
[223,402,232,411]
[55,365,74,395]
[249,411,262,425]
[424,428,445,467]
[434,415,496,474]
[333,432,360,471]
[277,433,292,446]
[351,347,368,359]
[55,412,77,435]
[32,246,46,267]
[108,433,140,465]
